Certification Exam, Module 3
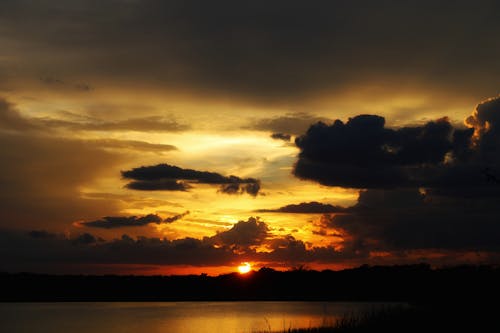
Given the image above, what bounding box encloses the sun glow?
[237,262,252,274]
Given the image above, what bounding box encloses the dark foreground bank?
[1,264,499,303]
[259,304,500,332]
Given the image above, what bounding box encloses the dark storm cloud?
[122,164,261,196]
[466,97,500,164]
[4,207,497,273]
[257,202,345,214]
[289,97,500,257]
[0,218,329,270]
[78,211,189,229]
[209,217,269,248]
[294,114,475,189]
[79,214,162,229]
[124,179,191,191]
[0,229,233,268]
[323,189,500,252]
[293,96,500,197]
[2,1,500,103]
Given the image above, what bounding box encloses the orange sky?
[1,0,500,275]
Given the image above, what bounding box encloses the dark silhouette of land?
[1,264,499,303]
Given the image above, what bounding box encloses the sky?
[1,0,500,275]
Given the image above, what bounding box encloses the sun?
[237,262,252,274]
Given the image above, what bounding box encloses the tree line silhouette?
[1,264,499,303]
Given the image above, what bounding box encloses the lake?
[0,302,398,332]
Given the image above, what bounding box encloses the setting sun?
[237,262,252,274]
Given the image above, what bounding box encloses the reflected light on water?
[0,302,402,333]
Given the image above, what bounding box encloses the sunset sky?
[1,0,500,275]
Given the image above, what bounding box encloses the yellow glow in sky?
[237,262,252,274]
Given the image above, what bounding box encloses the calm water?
[0,302,398,332]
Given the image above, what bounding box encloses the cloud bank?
[2,1,500,104]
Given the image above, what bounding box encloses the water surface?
[0,301,398,332]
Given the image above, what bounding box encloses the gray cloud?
[209,217,269,249]
[257,202,345,214]
[78,214,162,229]
[78,211,190,229]
[122,163,261,196]
[0,218,346,272]
[292,96,500,197]
[2,1,500,104]
[163,211,190,223]
[323,189,500,252]
[3,204,499,273]
[294,115,464,189]
[125,179,191,191]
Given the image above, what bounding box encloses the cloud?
[78,211,189,229]
[209,217,269,249]
[270,133,292,142]
[124,179,191,191]
[40,76,92,92]
[36,116,189,133]
[0,129,123,228]
[4,1,500,105]
[1,98,179,154]
[257,201,345,214]
[287,97,500,258]
[219,181,261,196]
[250,113,330,136]
[294,115,464,189]
[0,97,170,230]
[164,211,190,223]
[72,233,101,245]
[0,216,354,273]
[465,96,500,164]
[78,214,162,229]
[1,98,188,134]
[0,97,190,231]
[88,139,177,153]
[292,97,500,194]
[3,205,499,273]
[322,188,500,253]
[122,163,261,196]
[0,98,39,131]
